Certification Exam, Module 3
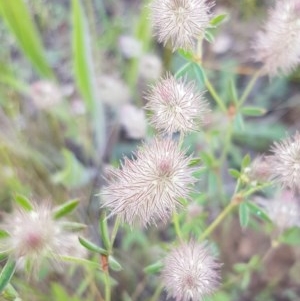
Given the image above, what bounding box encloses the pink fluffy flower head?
[150,0,213,51]
[0,203,78,275]
[268,132,300,192]
[102,138,197,227]
[255,189,300,231]
[145,74,209,135]
[162,241,221,301]
[254,0,300,76]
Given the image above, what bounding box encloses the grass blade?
[0,0,54,78]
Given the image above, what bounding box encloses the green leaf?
[99,212,111,250]
[177,49,194,61]
[234,113,245,131]
[108,256,123,271]
[78,237,108,255]
[228,169,240,179]
[0,230,9,239]
[239,202,249,228]
[246,202,271,223]
[59,255,100,269]
[143,261,163,274]
[241,154,251,169]
[192,63,206,86]
[72,0,105,154]
[204,30,215,43]
[229,78,238,104]
[60,221,87,231]
[241,106,266,117]
[14,194,33,211]
[189,157,202,167]
[0,258,16,293]
[279,227,300,246]
[0,0,53,78]
[53,199,79,219]
[210,14,227,27]
[199,151,214,167]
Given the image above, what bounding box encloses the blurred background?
[0,0,300,300]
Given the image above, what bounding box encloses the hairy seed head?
[150,0,214,51]
[101,138,197,226]
[145,74,209,135]
[162,241,221,301]
[268,132,300,192]
[254,0,300,76]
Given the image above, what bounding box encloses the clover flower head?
[254,0,300,76]
[255,189,300,230]
[102,138,197,226]
[268,132,300,191]
[0,203,80,275]
[145,74,209,135]
[245,155,271,185]
[162,241,221,301]
[150,0,214,51]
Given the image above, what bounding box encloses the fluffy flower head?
[162,241,221,301]
[145,74,209,135]
[150,0,213,51]
[255,189,300,230]
[0,203,80,274]
[268,132,300,191]
[102,138,197,226]
[254,0,300,76]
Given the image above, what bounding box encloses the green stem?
[104,270,111,301]
[200,201,237,241]
[172,212,183,240]
[149,285,163,301]
[238,69,263,107]
[204,76,227,112]
[110,216,121,251]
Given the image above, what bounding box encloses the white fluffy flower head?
[254,0,300,76]
[102,138,197,226]
[150,0,213,51]
[162,241,221,301]
[145,74,209,135]
[268,132,300,192]
[0,203,81,275]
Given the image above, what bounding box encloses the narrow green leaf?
[0,258,16,293]
[241,106,266,117]
[241,154,251,169]
[177,49,194,61]
[246,202,271,223]
[279,227,300,246]
[0,230,9,239]
[99,212,111,250]
[14,194,33,211]
[199,152,214,167]
[60,221,87,231]
[228,169,240,179]
[210,14,227,27]
[204,30,215,43]
[53,199,79,219]
[108,256,123,271]
[72,0,105,155]
[229,78,238,104]
[143,261,163,274]
[189,157,202,167]
[59,255,100,269]
[234,113,245,131]
[0,0,53,78]
[239,202,249,228]
[78,237,108,255]
[192,63,206,86]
